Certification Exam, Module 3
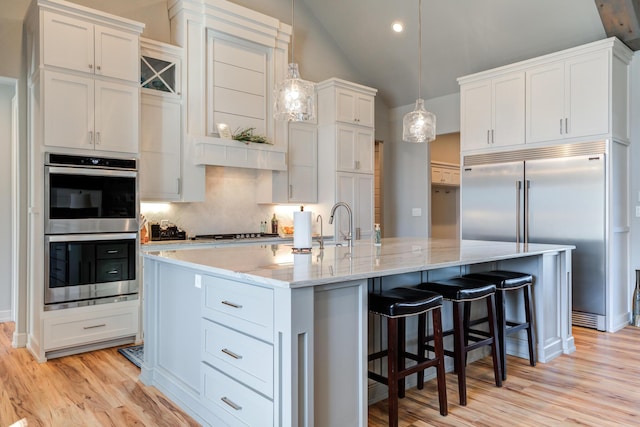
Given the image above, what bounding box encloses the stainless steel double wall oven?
[44,153,139,310]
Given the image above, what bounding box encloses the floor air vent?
[572,311,606,331]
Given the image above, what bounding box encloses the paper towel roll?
[293,211,312,249]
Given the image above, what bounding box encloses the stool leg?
[398,317,406,399]
[495,289,507,381]
[486,294,503,388]
[524,284,537,367]
[432,306,448,416]
[463,301,471,367]
[387,316,399,427]
[417,313,426,390]
[453,301,467,405]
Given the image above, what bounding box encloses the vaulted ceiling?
[303,0,608,109]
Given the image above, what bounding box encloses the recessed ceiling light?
[392,22,403,32]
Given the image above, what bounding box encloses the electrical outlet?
[636,206,640,218]
[194,274,202,288]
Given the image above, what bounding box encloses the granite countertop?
[143,237,575,289]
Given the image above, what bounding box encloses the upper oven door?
[45,165,138,234]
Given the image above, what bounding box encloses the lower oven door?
[45,233,138,310]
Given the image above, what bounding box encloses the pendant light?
[402,0,436,143]
[273,0,316,122]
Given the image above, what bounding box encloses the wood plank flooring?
[1,322,640,426]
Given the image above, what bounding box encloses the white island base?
[140,238,574,426]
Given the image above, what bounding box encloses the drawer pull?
[83,323,106,330]
[107,270,120,275]
[221,300,242,309]
[221,397,242,411]
[221,348,243,360]
[106,250,119,254]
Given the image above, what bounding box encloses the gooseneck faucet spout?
[316,214,324,250]
[328,202,354,247]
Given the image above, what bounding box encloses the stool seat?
[369,287,443,317]
[464,270,533,290]
[415,277,496,301]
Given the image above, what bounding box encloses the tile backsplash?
[141,166,324,236]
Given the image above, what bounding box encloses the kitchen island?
[141,238,574,427]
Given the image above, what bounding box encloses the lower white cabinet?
[140,94,181,201]
[336,172,374,240]
[42,301,139,352]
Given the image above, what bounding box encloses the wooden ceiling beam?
[595,0,640,50]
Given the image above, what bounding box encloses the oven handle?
[46,166,137,178]
[46,233,137,243]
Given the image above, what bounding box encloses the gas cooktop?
[195,233,281,240]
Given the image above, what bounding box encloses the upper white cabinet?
[42,70,139,153]
[139,39,183,202]
[336,125,374,174]
[335,87,375,127]
[431,162,460,186]
[42,10,139,82]
[460,72,525,151]
[526,51,609,143]
[458,37,632,153]
[287,123,318,203]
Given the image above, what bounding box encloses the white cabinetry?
[335,87,375,127]
[460,72,524,151]
[42,10,139,82]
[431,162,460,186]
[526,50,609,143]
[43,70,139,153]
[140,39,182,201]
[458,38,631,153]
[318,78,377,240]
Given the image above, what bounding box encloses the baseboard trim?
[0,309,11,323]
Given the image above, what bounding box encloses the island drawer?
[202,276,274,342]
[201,362,273,426]
[202,318,273,398]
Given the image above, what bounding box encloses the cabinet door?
[42,11,94,75]
[95,81,139,153]
[336,88,357,124]
[336,125,356,172]
[354,127,374,174]
[94,24,139,82]
[336,173,374,240]
[288,123,317,203]
[492,72,525,147]
[565,50,609,139]
[460,80,491,151]
[43,70,94,150]
[140,95,181,201]
[526,61,565,143]
[355,94,374,127]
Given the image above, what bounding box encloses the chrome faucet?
[316,214,324,250]
[328,202,354,247]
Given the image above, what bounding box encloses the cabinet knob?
[88,64,93,69]
[96,65,101,71]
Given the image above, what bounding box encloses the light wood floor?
[2,322,640,426]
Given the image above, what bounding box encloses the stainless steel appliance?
[45,153,138,234]
[45,233,138,309]
[44,153,139,310]
[461,141,607,330]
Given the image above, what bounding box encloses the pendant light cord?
[418,0,422,100]
[291,0,295,64]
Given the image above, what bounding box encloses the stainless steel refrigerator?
[461,142,607,330]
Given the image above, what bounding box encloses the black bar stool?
[414,277,502,406]
[462,270,536,380]
[368,287,448,427]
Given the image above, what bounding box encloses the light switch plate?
[412,208,422,217]
[636,206,640,218]
[194,274,202,288]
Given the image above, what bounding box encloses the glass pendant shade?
[402,98,436,143]
[274,63,316,122]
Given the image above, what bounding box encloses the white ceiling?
[303,0,607,108]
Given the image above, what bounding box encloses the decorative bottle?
[634,270,640,327]
[271,213,278,234]
[374,223,381,246]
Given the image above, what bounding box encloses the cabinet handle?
[177,178,181,194]
[88,131,93,145]
[559,118,563,134]
[96,65,101,71]
[107,250,119,254]
[565,118,568,134]
[487,129,490,144]
[221,300,242,309]
[221,348,243,360]
[83,323,106,330]
[355,160,360,170]
[491,129,494,144]
[96,131,101,145]
[88,64,93,70]
[221,397,242,411]
[289,184,293,198]
[107,270,120,275]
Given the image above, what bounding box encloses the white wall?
[0,82,15,322]
[384,93,460,237]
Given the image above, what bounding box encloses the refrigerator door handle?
[516,180,522,245]
[524,179,531,244]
